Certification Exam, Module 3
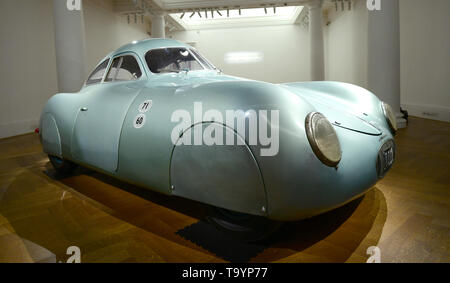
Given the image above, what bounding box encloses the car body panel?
[41,113,62,157]
[40,39,396,221]
[282,81,390,134]
[71,81,144,173]
[170,123,267,216]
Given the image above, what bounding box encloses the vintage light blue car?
[39,39,396,240]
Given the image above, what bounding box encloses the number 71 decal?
[139,100,153,113]
[134,100,152,129]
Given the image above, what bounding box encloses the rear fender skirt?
[41,113,62,157]
[169,122,268,216]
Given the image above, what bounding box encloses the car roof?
[106,38,190,59]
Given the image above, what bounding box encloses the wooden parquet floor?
[0,117,448,262]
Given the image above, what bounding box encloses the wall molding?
[401,103,450,123]
[0,119,39,139]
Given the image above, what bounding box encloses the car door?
[71,53,146,173]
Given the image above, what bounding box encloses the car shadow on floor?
[0,160,386,262]
[50,163,387,262]
[254,187,387,262]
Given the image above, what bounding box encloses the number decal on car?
[133,114,146,129]
[139,100,153,113]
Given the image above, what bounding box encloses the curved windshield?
[190,49,216,70]
[145,47,214,73]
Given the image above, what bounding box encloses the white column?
[151,12,166,38]
[368,0,406,128]
[308,0,325,81]
[53,0,87,93]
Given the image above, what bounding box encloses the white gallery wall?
[168,24,311,84]
[169,0,449,122]
[0,0,149,139]
[324,0,368,88]
[399,0,450,122]
[168,4,369,87]
[0,0,58,139]
[325,0,449,122]
[83,0,150,72]
[0,0,449,140]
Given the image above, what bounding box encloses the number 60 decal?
[133,114,146,129]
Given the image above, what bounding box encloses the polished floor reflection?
[0,117,449,262]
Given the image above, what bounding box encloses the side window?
[117,56,142,81]
[86,59,109,85]
[105,55,142,82]
[105,57,121,82]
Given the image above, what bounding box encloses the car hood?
[146,74,382,135]
[146,71,244,87]
[280,82,383,136]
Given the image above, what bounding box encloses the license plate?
[383,147,394,169]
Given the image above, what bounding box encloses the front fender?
[281,81,389,130]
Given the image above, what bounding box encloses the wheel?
[206,206,282,243]
[48,155,77,174]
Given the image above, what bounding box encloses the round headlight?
[381,102,398,133]
[305,112,342,167]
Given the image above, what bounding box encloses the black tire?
[206,206,282,243]
[48,155,77,174]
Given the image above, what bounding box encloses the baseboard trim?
[401,103,450,123]
[0,119,40,139]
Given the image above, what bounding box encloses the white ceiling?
[153,0,308,11]
[114,0,310,13]
[170,6,304,30]
[114,0,352,14]
[113,0,352,31]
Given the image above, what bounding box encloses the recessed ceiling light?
[170,6,303,30]
[173,6,299,22]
